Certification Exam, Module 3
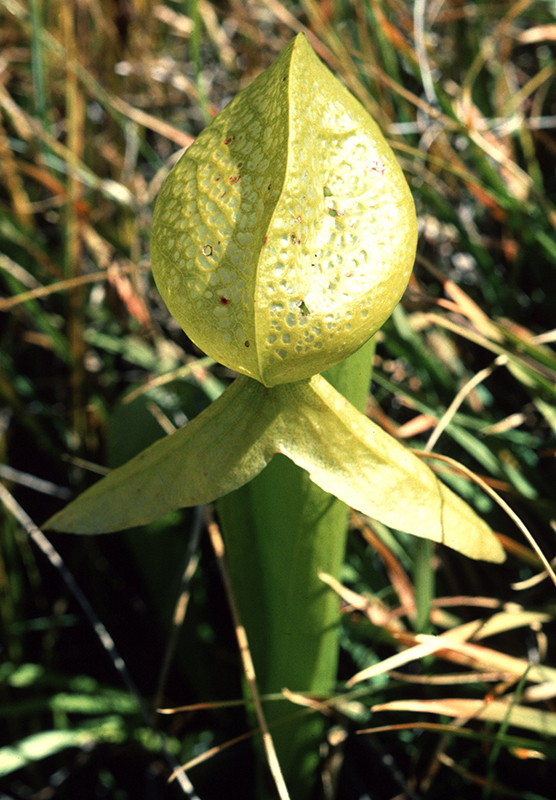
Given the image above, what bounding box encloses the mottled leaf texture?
[46,376,504,564]
[150,33,417,387]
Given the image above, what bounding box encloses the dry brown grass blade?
[432,596,501,610]
[146,401,177,436]
[198,0,236,71]
[517,24,556,45]
[363,59,456,129]
[442,280,504,340]
[424,312,538,371]
[345,612,528,687]
[352,513,417,620]
[261,0,338,66]
[357,721,496,736]
[281,688,333,717]
[387,670,508,686]
[503,62,556,119]
[0,254,41,290]
[15,160,67,209]
[346,634,468,687]
[10,0,196,149]
[346,596,556,687]
[393,141,508,218]
[532,328,556,345]
[0,111,33,227]
[107,270,152,328]
[456,0,538,191]
[460,0,537,95]
[370,697,556,737]
[424,355,508,453]
[0,86,134,206]
[317,572,371,613]
[122,357,215,404]
[396,414,437,439]
[165,697,327,781]
[414,451,556,588]
[0,82,34,140]
[0,265,140,311]
[463,610,553,641]
[109,95,195,149]
[169,728,257,779]
[512,556,556,590]
[479,413,527,436]
[318,571,404,632]
[391,635,556,686]
[159,697,252,714]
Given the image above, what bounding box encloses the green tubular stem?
[216,338,376,799]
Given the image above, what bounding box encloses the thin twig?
[205,507,291,800]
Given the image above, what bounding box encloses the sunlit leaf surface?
[46,377,276,533]
[47,376,504,563]
[279,376,505,563]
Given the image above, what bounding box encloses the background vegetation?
[1,0,555,797]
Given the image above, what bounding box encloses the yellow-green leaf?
[46,375,504,564]
[45,377,275,533]
[274,376,505,563]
